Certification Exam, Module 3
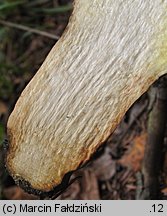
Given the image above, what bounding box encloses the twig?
[0,19,60,40]
[140,75,167,199]
[135,171,144,199]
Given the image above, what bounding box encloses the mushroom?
[6,0,167,193]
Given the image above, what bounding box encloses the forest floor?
[0,0,167,200]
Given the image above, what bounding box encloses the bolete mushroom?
[6,0,167,193]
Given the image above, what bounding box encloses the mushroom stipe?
[6,0,167,193]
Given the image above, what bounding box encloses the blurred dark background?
[0,0,167,200]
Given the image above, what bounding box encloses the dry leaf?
[79,170,100,200]
[118,133,146,171]
[92,147,116,181]
[0,102,7,117]
[3,186,38,200]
